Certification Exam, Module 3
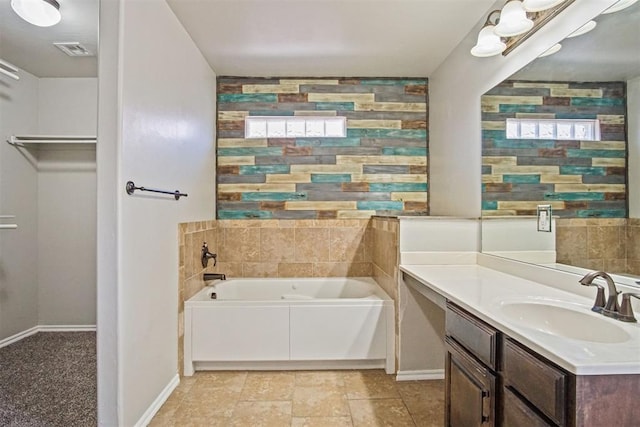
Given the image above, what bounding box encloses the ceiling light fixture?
[11,0,61,27]
[494,1,534,37]
[602,0,638,14]
[471,0,575,57]
[522,0,567,12]
[566,20,597,38]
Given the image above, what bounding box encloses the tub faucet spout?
[204,273,226,281]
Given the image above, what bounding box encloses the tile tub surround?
[482,81,626,218]
[216,77,428,219]
[150,370,444,427]
[556,218,639,276]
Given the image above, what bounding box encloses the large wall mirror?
[480,2,640,286]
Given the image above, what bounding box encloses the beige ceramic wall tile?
[587,226,625,260]
[260,228,295,262]
[219,227,261,263]
[279,263,314,277]
[555,224,587,262]
[215,262,243,278]
[329,227,366,262]
[242,262,279,278]
[295,228,330,261]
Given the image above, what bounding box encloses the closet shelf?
[7,135,97,145]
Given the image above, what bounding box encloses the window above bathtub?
[245,116,346,139]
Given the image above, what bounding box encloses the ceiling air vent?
[54,42,93,57]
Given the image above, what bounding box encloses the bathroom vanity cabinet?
[445,301,640,427]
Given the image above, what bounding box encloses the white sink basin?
[499,301,631,344]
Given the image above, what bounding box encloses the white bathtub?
[184,277,395,375]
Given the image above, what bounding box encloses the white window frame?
[244,116,347,139]
[505,118,601,141]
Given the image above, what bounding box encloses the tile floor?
[150,370,444,426]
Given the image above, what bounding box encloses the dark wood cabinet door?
[502,387,554,427]
[446,337,495,427]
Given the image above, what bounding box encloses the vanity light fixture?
[11,0,61,27]
[522,0,567,12]
[538,43,562,57]
[471,0,575,57]
[602,0,638,14]
[471,11,507,57]
[566,20,597,38]
[494,1,534,37]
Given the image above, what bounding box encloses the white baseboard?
[193,359,385,373]
[0,326,39,349]
[0,325,97,349]
[39,325,97,332]
[135,374,180,427]
[396,369,445,381]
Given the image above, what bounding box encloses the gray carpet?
[0,332,96,427]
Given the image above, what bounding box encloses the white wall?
[0,69,40,341]
[38,78,98,136]
[97,0,216,424]
[37,78,97,326]
[429,0,619,216]
[628,76,640,218]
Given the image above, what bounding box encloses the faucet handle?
[618,293,640,323]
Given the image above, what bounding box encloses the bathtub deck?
[149,370,444,426]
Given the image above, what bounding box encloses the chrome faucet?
[578,271,620,318]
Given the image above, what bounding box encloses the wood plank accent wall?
[216,77,428,219]
[481,81,626,218]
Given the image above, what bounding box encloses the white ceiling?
[166,0,496,77]
[5,0,635,82]
[0,0,98,78]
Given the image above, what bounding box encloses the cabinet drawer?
[502,338,567,426]
[446,302,498,370]
[502,387,554,427]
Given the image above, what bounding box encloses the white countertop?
[400,264,640,376]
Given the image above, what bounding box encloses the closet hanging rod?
[125,181,188,200]
[0,59,19,80]
[8,135,97,145]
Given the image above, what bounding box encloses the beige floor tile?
[292,416,354,427]
[170,416,232,427]
[295,371,345,387]
[344,370,400,399]
[231,401,292,427]
[193,371,247,393]
[411,410,445,427]
[292,385,350,417]
[396,380,445,416]
[176,389,241,418]
[240,372,296,401]
[349,398,415,427]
